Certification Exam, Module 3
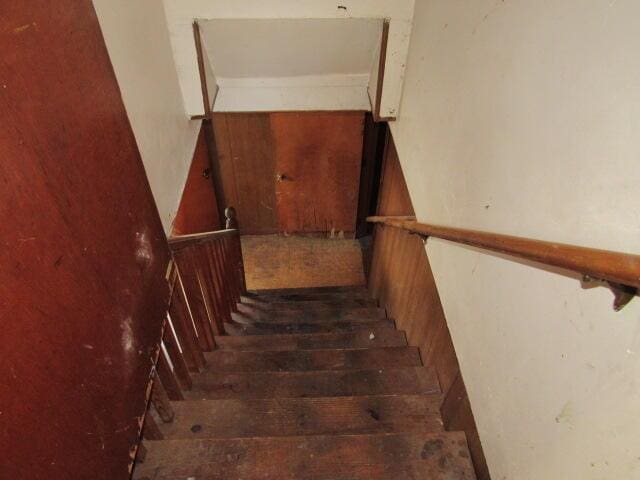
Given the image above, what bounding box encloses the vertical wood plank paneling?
[213,113,278,234]
[272,111,364,234]
[212,112,365,235]
[368,133,490,480]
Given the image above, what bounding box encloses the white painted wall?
[93,0,201,233]
[202,18,381,78]
[162,0,414,117]
[200,18,381,112]
[390,1,640,478]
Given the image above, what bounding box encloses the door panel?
[213,113,279,234]
[272,112,364,234]
[212,112,364,235]
[0,2,170,478]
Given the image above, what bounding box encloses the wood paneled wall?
[368,134,490,480]
[1,2,170,478]
[213,113,279,234]
[172,125,221,235]
[212,112,364,235]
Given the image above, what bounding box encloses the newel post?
[225,206,238,229]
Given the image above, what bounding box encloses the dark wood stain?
[203,346,422,372]
[159,395,444,439]
[187,367,440,400]
[214,328,406,351]
[0,1,170,478]
[225,319,393,336]
[134,433,475,479]
[368,133,490,479]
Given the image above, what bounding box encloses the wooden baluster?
[156,347,184,401]
[215,239,238,315]
[192,243,225,336]
[226,235,242,304]
[208,239,230,321]
[225,206,238,229]
[224,207,247,296]
[142,413,163,440]
[168,272,205,371]
[135,443,147,464]
[151,373,175,422]
[162,320,192,390]
[234,233,247,294]
[174,248,216,350]
[204,242,229,329]
[209,240,234,322]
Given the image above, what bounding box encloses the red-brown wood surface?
[368,134,490,480]
[212,112,364,235]
[172,126,221,235]
[272,111,364,234]
[0,2,170,478]
[213,113,279,234]
[369,216,640,290]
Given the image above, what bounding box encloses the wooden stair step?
[242,297,378,310]
[234,305,386,323]
[203,347,421,372]
[225,319,394,336]
[243,289,373,304]
[215,329,407,351]
[186,367,440,400]
[248,285,368,296]
[159,395,444,439]
[135,432,476,480]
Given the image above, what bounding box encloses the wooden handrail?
[168,228,238,250]
[367,216,640,291]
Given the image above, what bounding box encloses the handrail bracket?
[582,275,638,311]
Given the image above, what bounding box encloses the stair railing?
[368,215,640,311]
[136,208,246,458]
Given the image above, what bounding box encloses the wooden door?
[1,2,170,478]
[272,112,364,234]
[213,112,364,235]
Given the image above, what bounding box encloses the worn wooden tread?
[234,305,386,323]
[241,297,378,310]
[186,366,440,400]
[248,285,368,296]
[158,395,444,439]
[215,329,406,351]
[243,290,373,304]
[225,319,394,336]
[203,346,421,372]
[135,432,476,479]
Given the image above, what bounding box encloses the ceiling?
[200,18,382,80]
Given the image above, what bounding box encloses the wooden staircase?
[134,286,477,479]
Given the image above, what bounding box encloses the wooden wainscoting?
[368,134,491,480]
[212,112,364,236]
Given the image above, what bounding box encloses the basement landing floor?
[241,235,366,290]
